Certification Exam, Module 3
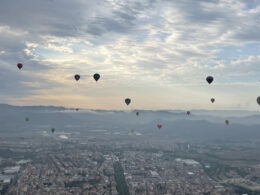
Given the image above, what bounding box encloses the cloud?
[0,0,259,109]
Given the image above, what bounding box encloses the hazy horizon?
[1,102,260,113]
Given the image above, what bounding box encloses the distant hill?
[0,103,68,111]
[0,104,260,141]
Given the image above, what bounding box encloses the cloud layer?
[0,0,260,110]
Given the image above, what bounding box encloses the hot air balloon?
[51,128,55,133]
[136,112,139,116]
[157,124,162,129]
[225,120,229,125]
[206,76,214,84]
[93,73,100,82]
[257,96,260,105]
[25,117,29,122]
[17,63,23,69]
[125,98,131,106]
[74,74,80,81]
[75,108,79,112]
[187,111,191,115]
[211,98,215,103]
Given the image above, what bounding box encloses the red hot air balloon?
[157,124,162,129]
[74,74,80,81]
[17,63,23,69]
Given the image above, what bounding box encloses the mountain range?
[0,104,259,141]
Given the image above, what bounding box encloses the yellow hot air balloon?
[225,120,229,125]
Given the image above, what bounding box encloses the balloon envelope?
[25,117,29,122]
[225,120,229,125]
[157,124,162,129]
[51,128,55,133]
[187,111,191,115]
[17,63,23,69]
[257,96,260,105]
[125,98,131,106]
[74,74,80,81]
[136,112,139,116]
[93,73,100,82]
[206,76,214,84]
[211,98,215,103]
[75,108,79,111]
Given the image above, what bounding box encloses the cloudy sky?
[0,0,259,110]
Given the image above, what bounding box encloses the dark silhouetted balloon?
[17,63,23,69]
[206,76,214,84]
[225,120,229,125]
[75,108,79,111]
[211,98,215,103]
[51,128,55,133]
[136,112,139,116]
[93,73,100,82]
[125,98,131,106]
[25,117,29,122]
[74,74,80,81]
[157,124,162,129]
[187,111,191,115]
[257,96,260,105]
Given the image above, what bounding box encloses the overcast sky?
[0,0,259,110]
